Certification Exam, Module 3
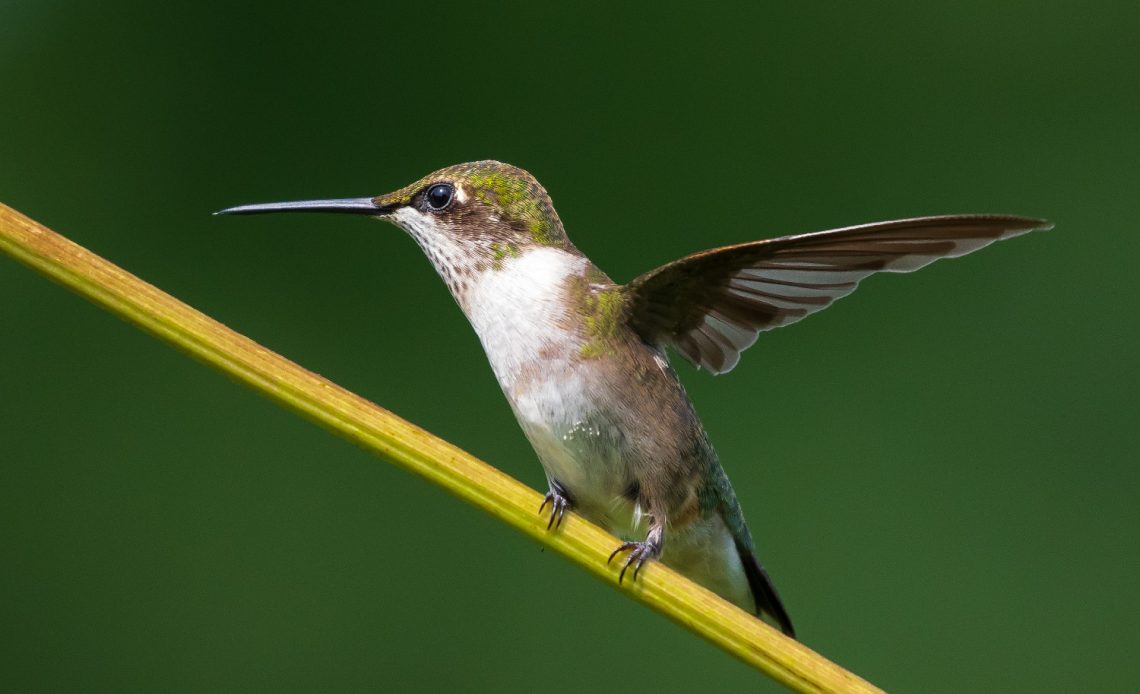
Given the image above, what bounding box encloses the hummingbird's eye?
[425,183,454,211]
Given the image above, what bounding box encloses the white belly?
[514,376,636,533]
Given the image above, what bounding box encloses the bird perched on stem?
[219,160,1050,637]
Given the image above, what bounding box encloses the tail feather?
[735,539,795,638]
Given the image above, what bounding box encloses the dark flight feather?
[623,215,1051,374]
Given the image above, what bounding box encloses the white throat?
[390,207,480,297]
[390,207,588,390]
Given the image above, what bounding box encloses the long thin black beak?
[214,197,389,216]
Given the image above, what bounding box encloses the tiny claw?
[608,541,657,584]
[608,542,633,565]
[631,552,649,581]
[540,490,571,531]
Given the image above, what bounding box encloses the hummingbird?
[217,161,1050,637]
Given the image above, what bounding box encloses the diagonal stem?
[0,202,883,694]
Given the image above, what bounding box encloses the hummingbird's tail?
[735,539,796,638]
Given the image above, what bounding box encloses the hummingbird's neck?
[387,205,606,389]
[389,205,584,302]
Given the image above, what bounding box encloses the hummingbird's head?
[216,161,572,273]
[373,161,569,251]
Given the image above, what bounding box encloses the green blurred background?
[2,2,1137,692]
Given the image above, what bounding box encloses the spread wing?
[623,215,1051,374]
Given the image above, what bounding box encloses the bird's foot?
[539,488,572,530]
[607,540,661,583]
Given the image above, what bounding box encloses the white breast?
[401,229,630,521]
[389,209,631,519]
[466,249,630,506]
[462,247,587,393]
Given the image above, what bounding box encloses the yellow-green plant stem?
[0,203,883,694]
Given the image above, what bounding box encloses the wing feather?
[623,215,1051,374]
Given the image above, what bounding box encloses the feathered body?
[390,186,774,620]
[219,160,1051,638]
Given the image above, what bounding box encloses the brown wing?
[623,215,1051,374]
